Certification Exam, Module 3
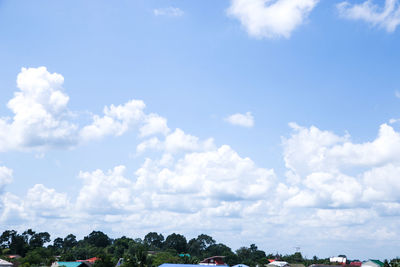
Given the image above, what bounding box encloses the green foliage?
[84,231,111,248]
[164,234,187,253]
[20,247,54,266]
[235,244,267,267]
[63,234,78,249]
[93,253,114,267]
[151,251,180,266]
[3,228,400,267]
[144,232,164,250]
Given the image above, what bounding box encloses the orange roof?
[76,257,100,263]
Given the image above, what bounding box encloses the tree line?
[0,229,396,267]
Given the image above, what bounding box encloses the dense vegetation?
[0,229,396,267]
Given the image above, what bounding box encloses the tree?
[29,232,51,249]
[63,234,78,249]
[196,234,215,251]
[152,252,180,266]
[384,260,390,267]
[144,232,164,249]
[188,234,216,257]
[164,234,187,253]
[110,236,133,259]
[84,231,111,248]
[53,237,64,250]
[93,253,114,267]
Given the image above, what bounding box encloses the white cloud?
[139,114,170,137]
[25,184,70,217]
[153,7,184,17]
[134,145,276,206]
[0,67,173,152]
[137,128,215,154]
[76,166,136,214]
[227,0,319,39]
[80,100,146,141]
[283,122,400,211]
[337,0,400,33]
[225,112,254,127]
[0,67,78,151]
[0,166,13,192]
[6,67,400,250]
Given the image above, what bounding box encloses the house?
[51,262,90,267]
[232,264,250,267]
[330,257,347,264]
[0,259,13,267]
[309,264,333,267]
[267,261,290,267]
[362,260,384,267]
[5,255,21,260]
[77,257,100,264]
[200,256,227,265]
[349,261,362,267]
[159,264,202,267]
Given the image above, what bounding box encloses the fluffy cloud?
[0,142,277,235]
[283,123,400,211]
[80,100,146,141]
[337,0,400,32]
[5,67,400,250]
[76,166,136,214]
[225,112,254,128]
[0,166,13,192]
[25,184,70,217]
[137,128,215,154]
[0,67,171,152]
[139,114,170,137]
[0,183,70,228]
[0,67,78,151]
[135,145,276,205]
[227,0,319,39]
[153,7,184,17]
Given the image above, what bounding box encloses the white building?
[330,257,347,264]
[0,259,13,267]
[268,261,290,267]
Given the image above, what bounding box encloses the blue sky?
[1,0,400,260]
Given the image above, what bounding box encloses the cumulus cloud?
[5,67,400,248]
[80,100,146,141]
[153,7,184,17]
[0,166,13,192]
[225,112,254,127]
[139,114,170,137]
[76,166,136,214]
[137,128,215,154]
[0,182,70,227]
[337,0,400,32]
[227,0,319,39]
[0,67,78,151]
[0,67,172,152]
[0,142,277,235]
[283,122,400,212]
[25,184,70,217]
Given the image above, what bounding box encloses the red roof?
[77,257,100,263]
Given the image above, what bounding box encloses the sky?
[1,0,400,261]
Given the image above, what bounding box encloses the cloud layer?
[1,68,400,257]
